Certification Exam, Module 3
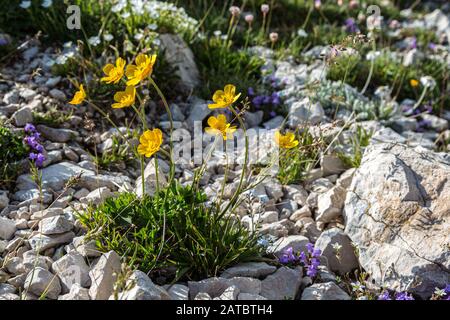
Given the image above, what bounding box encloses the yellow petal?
[216,114,227,124]
[207,116,218,128]
[113,91,125,102]
[116,57,126,69]
[102,64,114,75]
[126,65,137,77]
[207,103,225,109]
[112,102,124,109]
[212,90,224,103]
[232,92,242,103]
[224,84,236,97]
[136,54,148,66]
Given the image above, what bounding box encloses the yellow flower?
[101,57,126,84]
[126,54,157,86]
[137,128,163,158]
[275,131,299,149]
[205,114,237,140]
[69,84,86,105]
[208,84,241,109]
[112,86,136,109]
[410,79,419,87]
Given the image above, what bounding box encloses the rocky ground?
[0,4,449,300]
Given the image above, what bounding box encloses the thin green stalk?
[219,105,249,220]
[148,77,175,183]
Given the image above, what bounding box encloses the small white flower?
[103,34,114,42]
[42,0,52,8]
[366,50,381,61]
[434,288,446,297]
[121,12,131,19]
[332,242,342,251]
[153,38,161,46]
[297,29,308,38]
[213,30,222,37]
[112,0,127,12]
[148,23,158,31]
[20,1,31,9]
[420,76,436,89]
[134,33,144,41]
[88,36,101,47]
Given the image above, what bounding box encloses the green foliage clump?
[277,128,325,185]
[0,126,27,188]
[336,125,373,168]
[193,38,264,99]
[79,183,263,281]
[327,51,449,107]
[311,80,395,120]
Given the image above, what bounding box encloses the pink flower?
[261,4,269,14]
[349,0,359,9]
[229,6,241,17]
[269,32,279,42]
[314,0,321,9]
[245,14,254,24]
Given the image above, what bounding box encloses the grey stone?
[29,232,75,252]
[58,283,90,300]
[36,125,78,143]
[316,186,346,223]
[135,159,168,197]
[260,267,302,300]
[268,235,310,258]
[216,285,240,300]
[80,187,113,205]
[39,215,73,235]
[315,228,359,275]
[0,216,16,240]
[186,97,211,126]
[237,293,268,300]
[49,89,67,101]
[0,190,9,210]
[89,251,122,300]
[221,262,277,279]
[167,284,189,300]
[12,107,33,127]
[301,282,350,300]
[118,270,171,300]
[320,155,347,176]
[159,34,200,92]
[188,277,261,299]
[52,251,91,292]
[24,267,61,300]
[288,97,324,126]
[344,143,450,299]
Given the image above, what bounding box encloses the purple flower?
[35,153,46,168]
[395,292,414,300]
[378,291,392,300]
[271,92,281,105]
[299,251,307,264]
[24,123,36,133]
[262,96,271,105]
[252,96,263,106]
[410,37,417,49]
[279,247,296,264]
[29,152,38,161]
[428,42,437,51]
[35,143,44,153]
[345,18,359,33]
[445,284,450,294]
[269,111,277,118]
[248,87,255,96]
[306,242,314,253]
